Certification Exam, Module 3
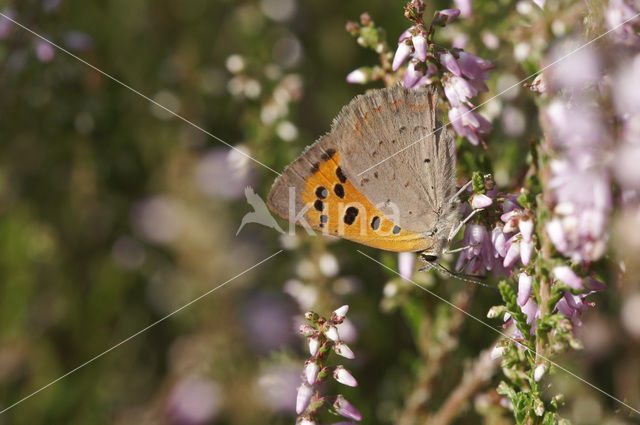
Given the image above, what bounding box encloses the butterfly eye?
[421,254,438,262]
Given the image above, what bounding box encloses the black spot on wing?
[336,167,347,183]
[371,216,380,230]
[322,148,337,161]
[334,183,345,198]
[344,207,359,225]
[316,186,328,199]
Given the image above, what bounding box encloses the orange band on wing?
[301,150,432,252]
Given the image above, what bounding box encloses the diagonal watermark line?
[0,250,283,415]
[0,12,282,177]
[357,12,640,177]
[357,250,640,416]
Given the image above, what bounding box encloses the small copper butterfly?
[267,85,461,262]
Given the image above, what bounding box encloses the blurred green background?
[0,0,638,424]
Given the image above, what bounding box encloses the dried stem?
[427,339,502,425]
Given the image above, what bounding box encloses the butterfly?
[267,85,463,263]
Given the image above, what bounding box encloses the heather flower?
[435,8,461,25]
[448,105,492,146]
[333,395,363,421]
[443,75,478,107]
[521,298,539,327]
[392,41,413,71]
[455,223,494,274]
[345,68,369,84]
[331,305,349,323]
[552,266,583,290]
[606,0,640,45]
[0,8,15,40]
[333,366,358,387]
[503,236,521,268]
[304,360,320,385]
[491,344,507,360]
[534,363,547,381]
[386,3,494,145]
[296,383,314,414]
[457,52,493,87]
[398,251,415,281]
[308,333,321,356]
[545,160,611,263]
[167,376,222,425]
[470,193,493,209]
[517,273,533,306]
[35,40,56,63]
[411,32,427,62]
[325,325,340,342]
[333,341,355,359]
[454,0,473,17]
[296,306,360,423]
[547,43,601,90]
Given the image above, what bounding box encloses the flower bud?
[333,341,355,359]
[490,345,506,360]
[412,33,428,62]
[471,193,493,209]
[517,273,533,306]
[392,42,413,71]
[533,362,547,382]
[553,266,584,290]
[346,68,370,84]
[519,218,534,242]
[304,360,319,385]
[333,365,358,387]
[433,8,461,25]
[325,325,340,342]
[333,395,363,421]
[331,305,349,323]
[440,51,462,77]
[308,334,321,356]
[296,383,314,414]
[487,305,506,318]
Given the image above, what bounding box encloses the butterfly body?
[268,85,459,257]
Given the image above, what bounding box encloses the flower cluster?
[543,30,640,265]
[390,1,493,146]
[605,0,640,46]
[455,173,535,276]
[296,305,361,425]
[501,268,607,340]
[543,94,612,264]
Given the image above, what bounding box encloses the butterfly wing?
[267,85,458,253]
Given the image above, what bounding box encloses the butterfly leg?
[448,180,473,204]
[447,208,484,242]
[443,243,480,254]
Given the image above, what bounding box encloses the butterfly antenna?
[420,261,499,293]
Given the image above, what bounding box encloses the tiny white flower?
[325,325,340,342]
[332,305,349,322]
[333,365,358,387]
[333,341,355,359]
[491,345,506,360]
[534,362,547,381]
[308,335,320,356]
[304,360,319,385]
[296,383,314,414]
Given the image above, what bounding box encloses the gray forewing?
[331,85,457,235]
